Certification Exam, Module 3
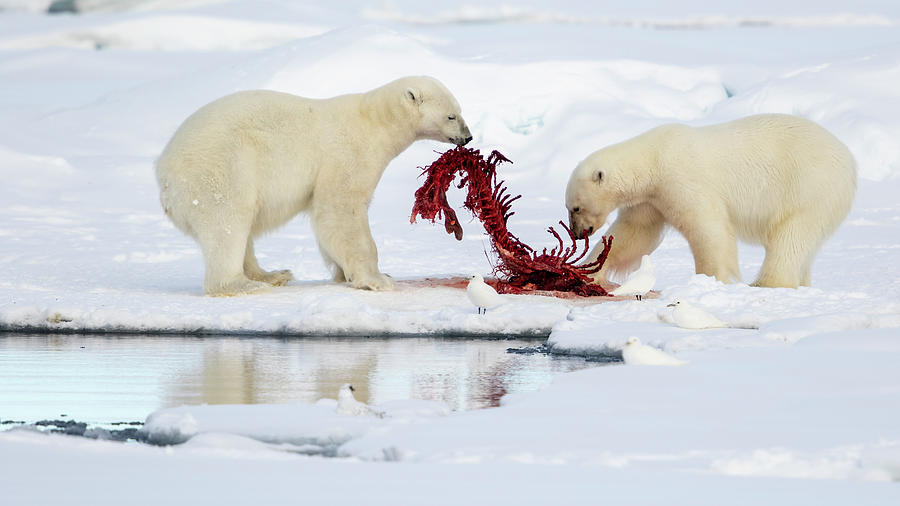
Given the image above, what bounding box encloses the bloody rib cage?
[410,146,613,296]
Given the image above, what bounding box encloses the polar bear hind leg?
[197,220,269,296]
[754,212,820,288]
[243,239,293,286]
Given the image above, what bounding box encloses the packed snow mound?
[264,25,447,97]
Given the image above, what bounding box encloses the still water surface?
[0,334,601,425]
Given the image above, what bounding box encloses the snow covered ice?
[2,0,900,505]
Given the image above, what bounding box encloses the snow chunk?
[140,396,452,451]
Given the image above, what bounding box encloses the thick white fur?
[156,76,472,296]
[566,114,856,288]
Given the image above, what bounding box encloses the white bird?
[667,299,728,329]
[466,273,505,314]
[610,255,655,301]
[621,336,686,366]
[335,384,384,418]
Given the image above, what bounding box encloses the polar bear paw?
[207,277,271,297]
[351,273,395,291]
[249,269,293,286]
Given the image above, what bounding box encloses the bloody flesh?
[410,146,613,296]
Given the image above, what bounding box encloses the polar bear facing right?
[566,114,856,288]
[156,76,471,296]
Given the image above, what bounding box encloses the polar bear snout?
[452,134,473,146]
[572,223,595,237]
[569,214,596,238]
[568,204,610,238]
[450,123,473,146]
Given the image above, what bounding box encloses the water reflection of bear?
[161,338,553,410]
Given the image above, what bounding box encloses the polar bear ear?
[406,87,423,106]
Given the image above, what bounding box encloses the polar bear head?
[401,76,472,146]
[565,143,652,237]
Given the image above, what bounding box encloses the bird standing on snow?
[336,384,385,418]
[621,336,686,366]
[667,299,727,329]
[466,273,505,314]
[610,255,655,300]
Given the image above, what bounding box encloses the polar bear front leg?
[243,239,293,286]
[587,203,665,283]
[312,201,395,291]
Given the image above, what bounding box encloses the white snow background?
[1,0,900,504]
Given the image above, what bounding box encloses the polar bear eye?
[447,115,457,121]
[596,170,604,182]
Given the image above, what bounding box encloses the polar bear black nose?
[464,135,473,144]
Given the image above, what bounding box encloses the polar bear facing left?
[156,76,472,296]
[566,114,856,289]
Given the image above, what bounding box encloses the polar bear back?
[155,90,360,236]
[653,114,856,243]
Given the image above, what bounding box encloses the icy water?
[0,334,603,427]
